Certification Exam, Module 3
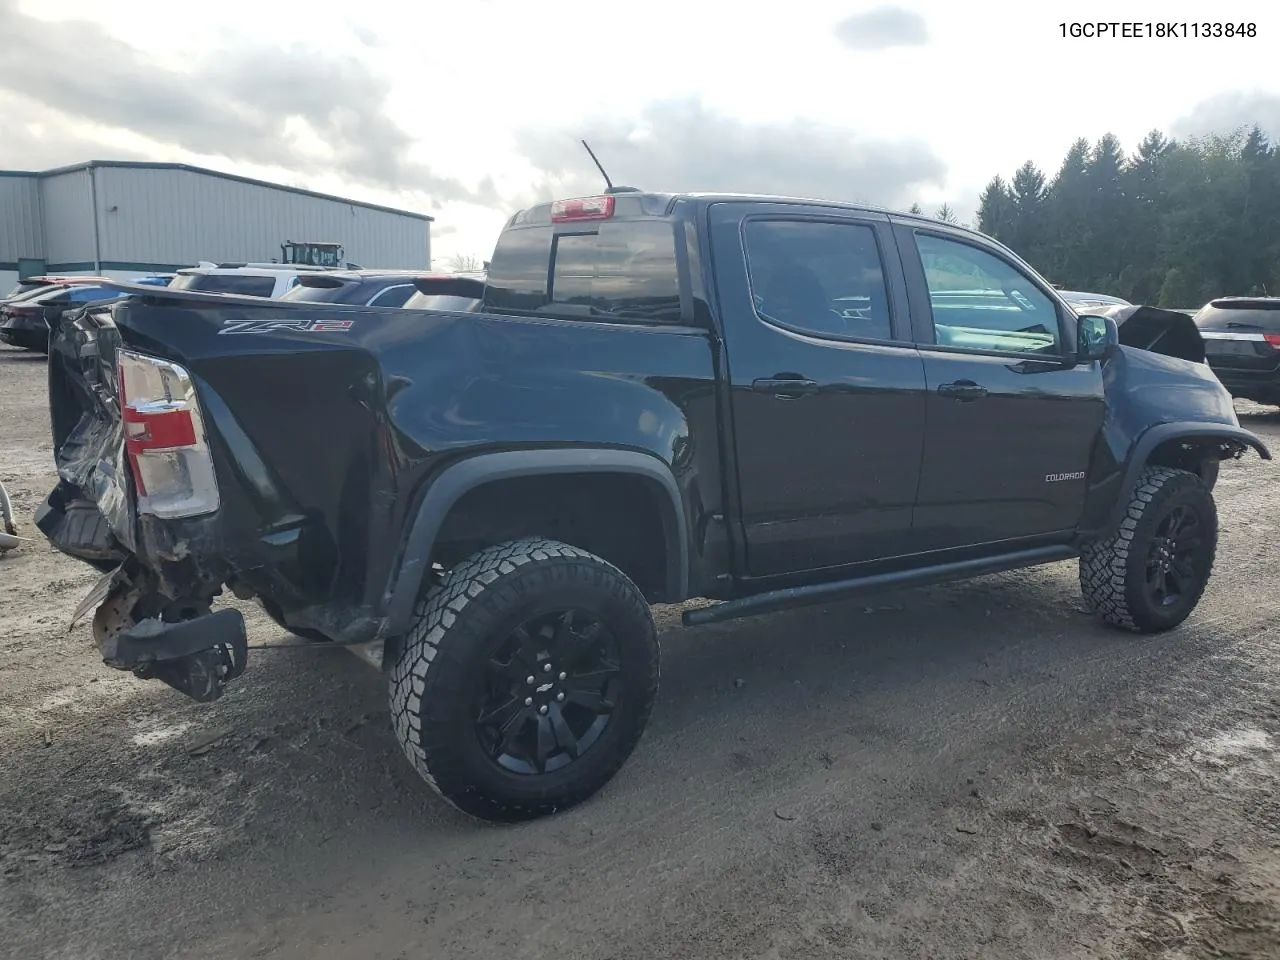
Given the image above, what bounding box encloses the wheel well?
[431,472,677,602]
[1146,436,1239,482]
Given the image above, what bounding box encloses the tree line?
[956,126,1280,307]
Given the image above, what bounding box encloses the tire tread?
[389,538,658,821]
[1079,466,1217,633]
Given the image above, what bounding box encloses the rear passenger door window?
[743,220,894,341]
[914,233,1062,356]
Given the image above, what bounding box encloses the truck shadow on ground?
[1,561,1229,882]
[0,350,48,364]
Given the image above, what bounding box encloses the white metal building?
[1,161,433,291]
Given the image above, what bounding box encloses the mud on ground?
[1,342,1278,960]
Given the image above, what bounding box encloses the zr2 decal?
[218,318,355,335]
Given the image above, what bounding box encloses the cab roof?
[509,190,991,240]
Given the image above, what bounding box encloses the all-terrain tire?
[1079,466,1218,633]
[389,538,660,822]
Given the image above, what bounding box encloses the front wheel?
[1079,466,1218,633]
[389,539,660,822]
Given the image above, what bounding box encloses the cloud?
[1171,91,1280,142]
[510,98,946,211]
[833,6,929,51]
[0,92,155,170]
[0,0,491,205]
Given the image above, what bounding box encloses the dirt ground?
[1,341,1278,960]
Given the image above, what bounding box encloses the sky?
[2,0,1278,265]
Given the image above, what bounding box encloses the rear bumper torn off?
[99,608,248,703]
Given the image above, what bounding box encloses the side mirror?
[1076,314,1119,363]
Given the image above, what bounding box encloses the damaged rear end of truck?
[37,284,440,702]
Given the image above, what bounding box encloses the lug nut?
[543,663,553,673]
[524,697,533,706]
[558,672,567,681]
[556,692,566,702]
[539,705,549,715]
[526,675,535,685]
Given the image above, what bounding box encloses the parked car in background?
[0,282,126,352]
[278,269,487,310]
[1194,297,1280,406]
[167,262,335,298]
[278,270,437,308]
[1,284,56,307]
[403,272,487,312]
[4,275,99,300]
[131,275,174,287]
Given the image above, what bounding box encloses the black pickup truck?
[36,190,1270,821]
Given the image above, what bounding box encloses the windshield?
[169,273,279,297]
[3,285,60,303]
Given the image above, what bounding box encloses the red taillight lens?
[123,404,198,456]
[550,195,615,223]
[1264,333,1280,348]
[115,350,220,517]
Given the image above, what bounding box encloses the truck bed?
[40,283,719,645]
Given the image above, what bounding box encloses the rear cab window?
[484,195,686,325]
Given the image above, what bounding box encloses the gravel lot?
[2,341,1278,960]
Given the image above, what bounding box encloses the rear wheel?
[1079,466,1218,633]
[390,538,660,822]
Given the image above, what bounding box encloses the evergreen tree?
[1238,126,1280,294]
[1042,138,1092,285]
[977,176,1015,238]
[1008,161,1048,263]
[1081,133,1128,291]
[1119,130,1175,301]
[936,203,958,224]
[977,128,1280,304]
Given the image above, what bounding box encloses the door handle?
[937,380,988,401]
[751,377,819,399]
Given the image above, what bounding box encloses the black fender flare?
[383,448,690,636]
[1106,422,1271,529]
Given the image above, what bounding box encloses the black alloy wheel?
[475,609,621,776]
[1144,503,1209,610]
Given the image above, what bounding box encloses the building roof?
[0,160,433,222]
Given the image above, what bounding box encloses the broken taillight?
[116,349,220,518]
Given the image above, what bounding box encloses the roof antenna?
[580,139,640,195]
